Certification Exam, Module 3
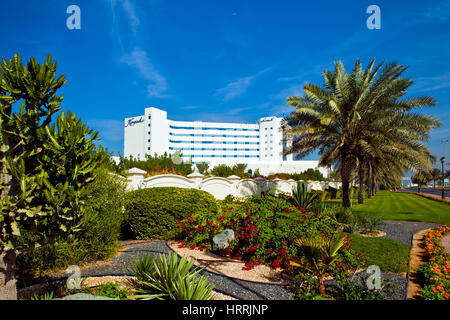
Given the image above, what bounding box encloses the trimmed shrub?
[124,187,218,240]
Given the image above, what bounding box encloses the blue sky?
[1,0,450,166]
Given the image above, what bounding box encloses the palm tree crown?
[283,58,441,207]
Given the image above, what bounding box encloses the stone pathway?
[407,228,434,300]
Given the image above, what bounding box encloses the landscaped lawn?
[345,233,410,274]
[350,190,450,224]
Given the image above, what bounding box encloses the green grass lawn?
[330,190,450,224]
[345,233,410,274]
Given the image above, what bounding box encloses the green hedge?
[124,187,218,240]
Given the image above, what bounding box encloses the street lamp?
[441,156,446,199]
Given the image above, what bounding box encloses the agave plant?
[128,253,214,300]
[31,291,54,300]
[128,254,156,280]
[291,181,317,210]
[291,234,346,297]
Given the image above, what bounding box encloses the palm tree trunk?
[358,158,365,204]
[367,165,372,199]
[341,155,354,208]
[319,278,326,298]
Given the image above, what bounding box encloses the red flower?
[284,208,291,213]
[272,260,281,269]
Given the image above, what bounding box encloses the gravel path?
[20,240,295,300]
[95,240,296,300]
[381,220,440,245]
[20,220,443,300]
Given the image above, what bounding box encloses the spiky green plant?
[293,234,346,298]
[291,181,317,210]
[31,291,54,300]
[128,254,156,280]
[129,253,215,300]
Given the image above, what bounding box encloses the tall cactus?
[0,54,101,299]
[31,110,103,241]
[0,54,65,299]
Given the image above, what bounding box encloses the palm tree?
[232,163,248,176]
[362,138,435,196]
[291,234,346,298]
[430,168,442,189]
[283,58,440,207]
[411,169,432,193]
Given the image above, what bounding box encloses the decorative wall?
[125,167,342,200]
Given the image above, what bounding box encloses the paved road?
[401,187,450,200]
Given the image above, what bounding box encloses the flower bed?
[418,224,450,300]
[176,194,358,275]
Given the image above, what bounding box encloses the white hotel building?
[124,107,326,177]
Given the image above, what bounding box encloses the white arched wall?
[125,168,342,199]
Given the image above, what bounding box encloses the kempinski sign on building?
[123,107,326,177]
[125,117,144,127]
